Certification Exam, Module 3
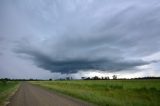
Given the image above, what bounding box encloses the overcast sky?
[0,0,160,79]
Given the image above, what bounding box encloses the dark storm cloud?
[17,47,150,74]
[1,0,160,76]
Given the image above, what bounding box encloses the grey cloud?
[14,0,160,74]
[1,0,160,77]
[16,47,150,73]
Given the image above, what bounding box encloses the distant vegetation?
[1,76,159,81]
[81,76,160,80]
[31,79,160,106]
[0,80,19,106]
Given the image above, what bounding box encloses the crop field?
[31,80,160,106]
[0,81,19,106]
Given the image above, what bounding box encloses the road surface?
[7,82,94,106]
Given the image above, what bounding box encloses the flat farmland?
[0,81,19,106]
[31,80,160,106]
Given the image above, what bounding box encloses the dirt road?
[7,82,93,106]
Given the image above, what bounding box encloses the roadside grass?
[31,80,160,106]
[0,81,19,106]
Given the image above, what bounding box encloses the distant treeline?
[0,76,160,82]
[82,76,110,80]
[82,75,117,80]
[131,76,160,80]
[81,76,160,80]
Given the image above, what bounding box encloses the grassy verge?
[31,80,160,106]
[0,81,20,106]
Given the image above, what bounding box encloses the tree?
[105,76,110,80]
[93,76,99,80]
[66,77,70,80]
[112,75,117,80]
[81,77,86,80]
[85,77,91,80]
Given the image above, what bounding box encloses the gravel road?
[7,82,94,106]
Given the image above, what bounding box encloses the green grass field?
[31,80,160,106]
[0,81,19,106]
